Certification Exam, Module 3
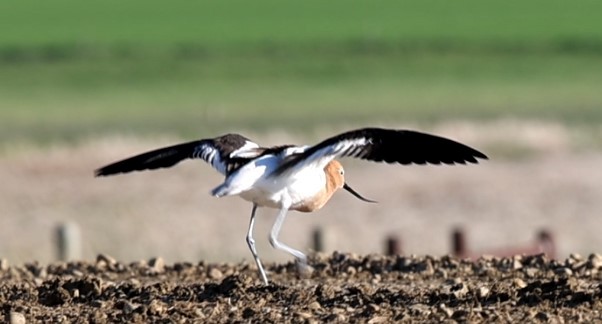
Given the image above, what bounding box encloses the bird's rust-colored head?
[325,160,345,190]
[292,160,376,213]
[325,160,376,203]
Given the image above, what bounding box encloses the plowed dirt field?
[2,253,602,323]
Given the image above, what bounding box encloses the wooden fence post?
[537,229,556,258]
[385,235,402,256]
[56,222,82,261]
[452,227,466,257]
[312,227,324,252]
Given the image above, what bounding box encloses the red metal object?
[451,227,556,260]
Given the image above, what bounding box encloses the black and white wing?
[95,134,261,177]
[271,127,488,176]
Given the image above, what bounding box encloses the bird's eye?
[339,169,344,175]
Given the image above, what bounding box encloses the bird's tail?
[211,183,241,197]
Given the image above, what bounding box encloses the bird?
[95,127,488,284]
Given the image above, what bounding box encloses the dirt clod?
[208,267,223,280]
[1,253,601,322]
[0,259,9,271]
[148,257,165,274]
[9,312,26,324]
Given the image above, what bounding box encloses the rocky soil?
[2,253,602,323]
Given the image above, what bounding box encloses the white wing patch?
[283,145,309,156]
[277,138,369,177]
[192,144,227,175]
[332,138,370,156]
[308,137,370,166]
[230,141,260,158]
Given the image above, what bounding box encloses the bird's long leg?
[246,203,269,285]
[269,205,307,263]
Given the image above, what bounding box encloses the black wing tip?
[468,149,489,163]
[94,161,154,177]
[94,166,121,177]
[94,168,110,177]
[358,127,490,165]
[403,145,488,166]
[94,160,144,177]
[449,152,487,166]
[476,153,489,161]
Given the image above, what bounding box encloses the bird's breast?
[290,188,329,212]
[240,168,327,210]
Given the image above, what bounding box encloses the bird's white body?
[236,167,326,211]
[212,146,327,211]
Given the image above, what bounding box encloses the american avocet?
[95,127,487,284]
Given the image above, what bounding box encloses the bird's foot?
[295,257,314,278]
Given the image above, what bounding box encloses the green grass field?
[1,0,602,144]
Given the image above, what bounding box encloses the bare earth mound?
[2,253,602,323]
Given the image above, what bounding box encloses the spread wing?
[271,127,488,177]
[95,134,261,177]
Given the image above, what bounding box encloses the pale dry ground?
[1,120,601,265]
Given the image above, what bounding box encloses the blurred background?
[2,0,602,264]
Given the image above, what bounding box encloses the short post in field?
[537,230,556,259]
[385,235,402,256]
[452,227,467,258]
[56,222,82,261]
[312,227,324,253]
